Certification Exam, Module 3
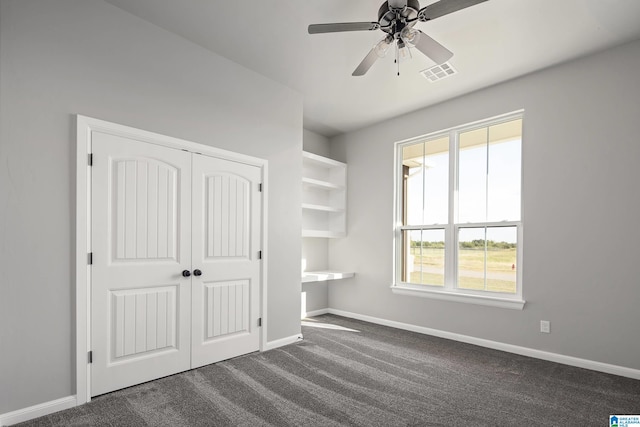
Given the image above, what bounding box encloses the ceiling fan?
[308,0,488,76]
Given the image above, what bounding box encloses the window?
[393,113,524,309]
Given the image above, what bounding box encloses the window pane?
[487,119,522,222]
[486,227,517,294]
[402,137,449,225]
[457,226,517,294]
[404,229,445,286]
[458,120,522,224]
[458,128,488,223]
[403,142,424,225]
[457,227,486,290]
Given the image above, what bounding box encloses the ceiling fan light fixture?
[374,38,392,57]
[400,26,420,46]
[397,40,412,62]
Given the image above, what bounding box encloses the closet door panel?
[191,155,262,368]
[91,132,192,396]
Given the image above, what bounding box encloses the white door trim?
[75,115,268,405]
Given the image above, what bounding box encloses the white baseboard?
[0,395,76,426]
[264,333,303,351]
[303,308,329,318]
[326,308,640,381]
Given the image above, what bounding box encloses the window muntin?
[396,114,523,300]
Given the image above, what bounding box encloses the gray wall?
[303,129,331,158]
[329,38,640,371]
[0,0,302,414]
[301,237,329,315]
[301,130,330,314]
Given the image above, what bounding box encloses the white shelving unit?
[302,271,355,283]
[301,151,353,283]
[302,151,346,238]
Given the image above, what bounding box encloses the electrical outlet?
[540,320,551,333]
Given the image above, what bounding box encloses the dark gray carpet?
[14,314,640,426]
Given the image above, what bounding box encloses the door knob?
[193,269,202,277]
[182,270,191,277]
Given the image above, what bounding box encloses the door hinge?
[88,351,93,364]
[88,252,93,265]
[258,183,263,192]
[258,250,262,260]
[258,318,262,327]
[88,153,93,166]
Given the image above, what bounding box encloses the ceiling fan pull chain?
[396,41,400,76]
[393,43,400,75]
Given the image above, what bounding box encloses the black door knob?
[182,270,191,277]
[193,269,202,277]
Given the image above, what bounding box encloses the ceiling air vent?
[420,62,457,82]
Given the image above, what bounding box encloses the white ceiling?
[103,0,640,137]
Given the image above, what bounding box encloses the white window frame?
[392,111,525,310]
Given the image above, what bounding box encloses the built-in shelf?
[302,229,345,238]
[302,203,344,213]
[301,152,352,286]
[302,152,345,168]
[302,151,346,238]
[302,177,343,191]
[302,271,355,283]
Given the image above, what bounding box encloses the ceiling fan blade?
[418,0,488,21]
[412,30,453,64]
[308,22,380,34]
[352,37,392,76]
[352,48,380,76]
[352,39,391,77]
[388,0,408,9]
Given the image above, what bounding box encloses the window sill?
[391,285,525,310]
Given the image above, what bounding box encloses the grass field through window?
[408,247,517,293]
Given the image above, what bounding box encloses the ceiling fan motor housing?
[378,0,421,35]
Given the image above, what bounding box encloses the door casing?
[75,115,268,404]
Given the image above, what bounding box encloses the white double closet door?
[90,131,261,396]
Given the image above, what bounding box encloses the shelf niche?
[301,151,346,238]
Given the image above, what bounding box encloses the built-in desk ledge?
[302,271,355,283]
